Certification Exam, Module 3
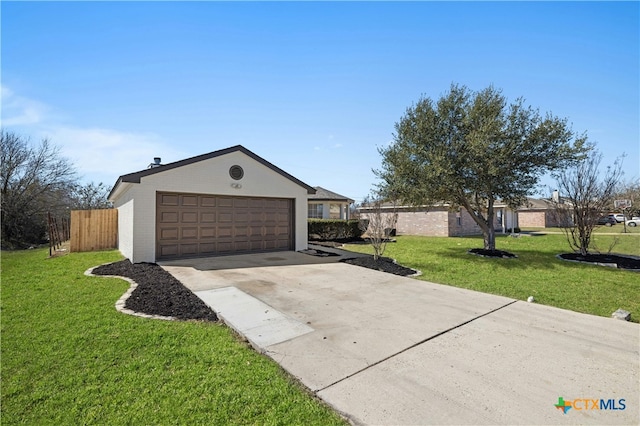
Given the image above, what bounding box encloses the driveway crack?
[316,299,518,393]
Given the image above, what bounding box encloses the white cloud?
[1,85,48,126]
[1,85,186,184]
[45,126,187,182]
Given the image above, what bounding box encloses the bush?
[308,219,364,241]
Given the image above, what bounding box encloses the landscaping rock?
[612,309,631,321]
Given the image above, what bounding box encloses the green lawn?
[344,233,640,322]
[1,249,345,425]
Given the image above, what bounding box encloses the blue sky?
[2,1,638,203]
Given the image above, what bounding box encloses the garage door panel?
[182,195,198,207]
[200,242,216,254]
[234,212,249,222]
[201,227,216,238]
[234,198,249,208]
[249,199,264,208]
[218,212,233,223]
[201,212,216,222]
[160,194,179,206]
[181,227,198,239]
[160,244,179,257]
[201,196,216,207]
[181,243,198,256]
[234,226,249,237]
[182,212,198,223]
[160,212,179,223]
[157,192,292,259]
[218,226,233,238]
[218,198,234,208]
[159,228,179,240]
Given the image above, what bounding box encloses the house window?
[308,203,323,219]
[329,203,340,219]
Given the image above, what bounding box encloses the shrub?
[308,219,364,241]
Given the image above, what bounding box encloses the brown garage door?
[156,192,293,259]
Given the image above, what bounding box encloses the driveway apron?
[160,251,639,425]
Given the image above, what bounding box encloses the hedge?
[308,219,365,241]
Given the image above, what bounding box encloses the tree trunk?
[460,197,496,251]
[484,200,496,251]
[484,227,496,251]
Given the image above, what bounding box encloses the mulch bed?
[468,248,518,259]
[92,260,218,322]
[340,256,418,276]
[558,253,640,270]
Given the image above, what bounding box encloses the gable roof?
[309,186,354,203]
[108,145,316,200]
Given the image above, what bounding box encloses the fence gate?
[70,209,118,252]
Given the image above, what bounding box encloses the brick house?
[517,198,565,228]
[356,203,516,237]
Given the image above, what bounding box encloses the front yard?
[344,233,639,322]
[1,249,345,425]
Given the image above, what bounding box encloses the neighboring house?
[357,202,517,237]
[108,145,315,263]
[308,186,354,220]
[516,198,563,228]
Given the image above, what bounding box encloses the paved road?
[161,250,639,425]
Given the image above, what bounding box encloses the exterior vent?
[148,157,162,168]
[229,165,244,180]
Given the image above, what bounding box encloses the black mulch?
[92,260,218,322]
[558,253,640,270]
[340,256,417,276]
[468,248,518,258]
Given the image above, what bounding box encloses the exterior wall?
[396,209,450,236]
[518,211,547,228]
[113,189,134,260]
[113,151,309,263]
[361,207,503,237]
[447,209,488,237]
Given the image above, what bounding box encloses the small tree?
[553,151,623,255]
[358,196,398,260]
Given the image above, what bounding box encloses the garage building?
[108,145,315,263]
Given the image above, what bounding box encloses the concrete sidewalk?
[161,251,639,425]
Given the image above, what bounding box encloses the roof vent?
[148,157,162,168]
[229,165,244,180]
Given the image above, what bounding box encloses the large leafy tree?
[376,84,590,251]
[1,130,77,247]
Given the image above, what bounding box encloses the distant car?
[625,217,640,227]
[609,214,626,223]
[597,216,616,226]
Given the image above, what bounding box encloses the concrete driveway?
[160,250,639,425]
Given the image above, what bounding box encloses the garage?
[156,192,292,259]
[108,145,314,263]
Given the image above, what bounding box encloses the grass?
[344,233,640,322]
[1,248,345,425]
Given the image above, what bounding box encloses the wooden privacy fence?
[70,209,118,252]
